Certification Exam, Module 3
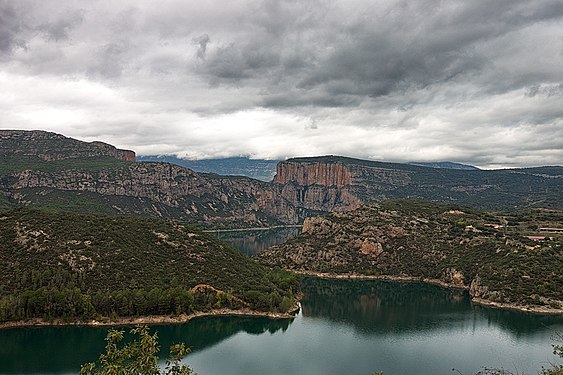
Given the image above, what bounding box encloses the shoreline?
[471,298,563,316]
[203,224,302,233]
[293,270,469,290]
[292,269,563,316]
[0,304,301,331]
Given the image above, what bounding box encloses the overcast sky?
[1,0,562,168]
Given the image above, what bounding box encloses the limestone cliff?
[273,156,563,213]
[2,163,298,227]
[273,158,362,214]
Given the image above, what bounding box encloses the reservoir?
[0,229,561,374]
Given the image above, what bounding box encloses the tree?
[80,325,193,375]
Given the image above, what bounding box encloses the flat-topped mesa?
[273,158,353,187]
[0,130,135,162]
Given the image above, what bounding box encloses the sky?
[1,0,562,168]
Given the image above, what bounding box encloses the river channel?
[0,228,561,374]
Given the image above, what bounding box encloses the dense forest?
[0,209,299,322]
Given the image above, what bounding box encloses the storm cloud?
[1,0,562,168]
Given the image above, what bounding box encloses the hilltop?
[259,200,563,313]
[0,209,299,324]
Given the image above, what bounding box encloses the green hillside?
[0,209,298,323]
[260,200,563,311]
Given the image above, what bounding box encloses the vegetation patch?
[260,200,563,310]
[0,209,299,323]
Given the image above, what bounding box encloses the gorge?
[1,130,562,229]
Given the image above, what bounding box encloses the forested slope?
[0,209,298,322]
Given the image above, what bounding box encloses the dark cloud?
[38,9,84,41]
[0,0,562,168]
[197,0,563,107]
[0,1,25,53]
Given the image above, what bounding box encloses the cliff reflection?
[300,277,563,336]
[212,227,300,256]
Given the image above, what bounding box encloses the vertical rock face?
[2,131,562,226]
[274,160,353,187]
[0,130,135,162]
[274,159,362,214]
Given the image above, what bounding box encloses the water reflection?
[300,277,563,337]
[210,227,301,256]
[155,316,293,355]
[1,278,562,375]
[301,277,471,334]
[0,316,294,374]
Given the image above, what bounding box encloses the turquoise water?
[0,278,561,375]
[1,228,561,374]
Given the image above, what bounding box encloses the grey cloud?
[194,0,563,110]
[192,34,209,59]
[87,41,132,79]
[525,83,563,98]
[203,42,281,84]
[38,9,84,41]
[0,1,25,53]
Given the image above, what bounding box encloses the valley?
[1,130,561,321]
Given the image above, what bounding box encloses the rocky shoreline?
[293,270,563,316]
[0,305,301,330]
[293,270,469,289]
[471,298,563,316]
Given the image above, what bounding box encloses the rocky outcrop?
[274,159,362,214]
[359,239,383,258]
[442,268,467,288]
[274,160,353,186]
[260,201,563,312]
[469,276,489,299]
[0,130,135,162]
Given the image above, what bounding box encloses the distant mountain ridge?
[0,130,561,228]
[137,155,479,181]
[408,161,479,170]
[137,155,278,182]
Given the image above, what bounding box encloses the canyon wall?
[1,131,562,226]
[2,162,298,226]
[273,159,362,215]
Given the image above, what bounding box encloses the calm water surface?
[210,227,301,256]
[0,229,561,375]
